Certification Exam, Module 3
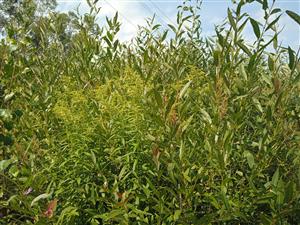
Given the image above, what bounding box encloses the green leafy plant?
[0,0,299,224]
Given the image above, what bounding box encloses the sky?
[56,0,300,49]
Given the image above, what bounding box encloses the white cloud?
[56,0,299,48]
[57,0,150,42]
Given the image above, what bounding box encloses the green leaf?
[262,0,268,10]
[113,40,119,51]
[168,24,177,33]
[220,185,229,209]
[238,18,249,32]
[271,8,281,15]
[260,213,272,224]
[237,41,252,56]
[284,181,295,203]
[146,134,156,142]
[0,158,16,171]
[153,24,161,30]
[161,30,168,42]
[57,206,79,224]
[183,168,191,182]
[107,31,113,42]
[31,193,52,207]
[247,54,257,71]
[91,151,96,165]
[118,166,127,181]
[273,34,278,49]
[213,50,220,65]
[4,92,15,102]
[250,18,261,39]
[253,98,263,113]
[288,46,295,70]
[239,64,248,80]
[266,15,281,31]
[113,12,118,24]
[179,141,184,161]
[103,36,112,47]
[216,31,225,47]
[174,210,181,221]
[179,80,192,99]
[96,209,125,221]
[153,88,162,107]
[286,10,300,25]
[0,109,12,120]
[87,0,92,8]
[271,168,280,187]
[227,8,236,30]
[236,1,245,16]
[243,151,255,169]
[200,109,212,124]
[181,114,194,133]
[182,15,192,22]
[268,54,275,71]
[236,171,243,176]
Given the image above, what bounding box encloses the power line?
[148,0,175,26]
[140,2,170,28]
[56,0,181,3]
[103,0,138,30]
[57,0,297,3]
[57,0,298,2]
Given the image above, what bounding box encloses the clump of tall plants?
[0,0,300,224]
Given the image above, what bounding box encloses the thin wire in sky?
[140,2,170,28]
[103,0,138,30]
[57,1,299,2]
[149,0,175,26]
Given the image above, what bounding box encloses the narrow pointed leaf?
[31,193,52,207]
[237,41,252,56]
[286,10,300,25]
[288,46,295,70]
[179,80,192,99]
[227,8,236,30]
[250,18,260,39]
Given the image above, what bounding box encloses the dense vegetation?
[1,0,300,224]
